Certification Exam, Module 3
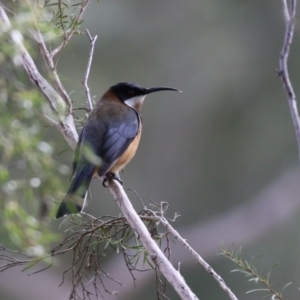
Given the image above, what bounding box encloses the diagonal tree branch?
[107,180,199,300]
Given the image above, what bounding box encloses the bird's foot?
[102,172,123,187]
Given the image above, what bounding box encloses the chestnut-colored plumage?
[56,82,180,218]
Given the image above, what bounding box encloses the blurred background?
[1,0,300,299]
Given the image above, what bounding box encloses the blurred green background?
[1,0,300,299]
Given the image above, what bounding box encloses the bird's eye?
[128,90,134,96]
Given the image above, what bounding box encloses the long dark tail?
[56,166,94,218]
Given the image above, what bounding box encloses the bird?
[55,82,180,218]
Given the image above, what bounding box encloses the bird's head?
[110,82,181,112]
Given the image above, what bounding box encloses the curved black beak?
[144,86,182,95]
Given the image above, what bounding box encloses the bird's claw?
[102,173,123,187]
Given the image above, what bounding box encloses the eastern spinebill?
[56,82,180,218]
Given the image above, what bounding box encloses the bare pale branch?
[33,29,73,107]
[82,29,98,111]
[278,0,300,160]
[107,180,199,300]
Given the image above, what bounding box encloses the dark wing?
[80,107,139,176]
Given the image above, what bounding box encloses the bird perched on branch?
[56,82,180,218]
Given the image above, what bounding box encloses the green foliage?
[0,212,167,299]
[220,247,292,300]
[0,6,72,253]
[0,74,68,252]
[47,0,85,34]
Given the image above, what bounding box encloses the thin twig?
[24,0,73,107]
[51,0,90,58]
[221,248,283,300]
[31,27,73,108]
[278,0,300,160]
[82,29,98,111]
[158,216,239,300]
